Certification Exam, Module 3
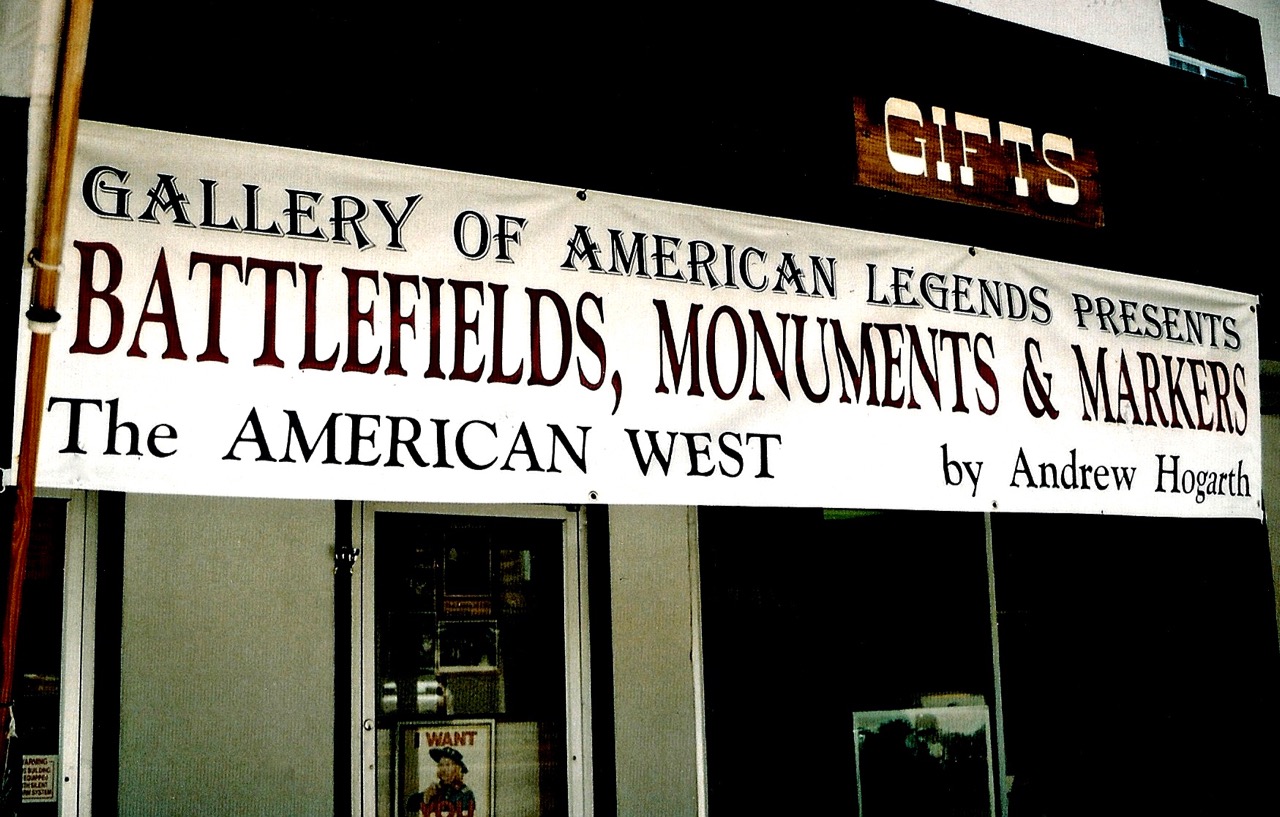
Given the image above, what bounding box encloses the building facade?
[3,1,1279,815]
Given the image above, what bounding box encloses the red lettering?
[341,268,382,373]
[69,240,125,355]
[527,288,572,387]
[245,257,297,368]
[449,280,485,381]
[126,248,187,360]
[299,263,338,370]
[486,283,523,384]
[189,251,243,363]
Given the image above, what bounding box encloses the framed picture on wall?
[398,719,496,817]
[438,620,500,672]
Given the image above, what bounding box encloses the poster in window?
[852,705,996,817]
[399,719,495,817]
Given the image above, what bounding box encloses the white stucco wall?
[937,0,1280,94]
[609,506,705,817]
[117,495,336,817]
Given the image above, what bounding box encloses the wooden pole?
[1,0,94,764]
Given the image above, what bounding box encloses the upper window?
[1163,0,1267,90]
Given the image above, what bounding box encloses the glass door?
[5,491,94,816]
[356,504,592,817]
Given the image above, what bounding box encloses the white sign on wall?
[22,754,57,803]
[13,121,1262,518]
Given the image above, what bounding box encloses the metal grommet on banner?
[26,305,62,335]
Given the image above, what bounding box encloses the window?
[991,513,1280,814]
[698,507,992,815]
[1169,54,1249,85]
[1163,0,1266,90]
[356,504,593,817]
[698,507,1280,815]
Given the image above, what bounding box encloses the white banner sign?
[14,121,1262,517]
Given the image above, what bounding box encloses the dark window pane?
[994,514,1280,813]
[699,507,990,814]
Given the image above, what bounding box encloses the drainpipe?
[1,0,93,764]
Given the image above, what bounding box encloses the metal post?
[985,511,1009,817]
[0,0,94,763]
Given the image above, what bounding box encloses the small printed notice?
[22,754,57,803]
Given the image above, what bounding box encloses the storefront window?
[698,506,992,815]
[360,506,590,817]
[701,507,1280,816]
[992,513,1280,814]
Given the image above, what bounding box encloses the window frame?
[1162,0,1265,90]
[1169,52,1249,85]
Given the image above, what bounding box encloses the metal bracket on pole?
[334,544,361,575]
[25,250,63,334]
